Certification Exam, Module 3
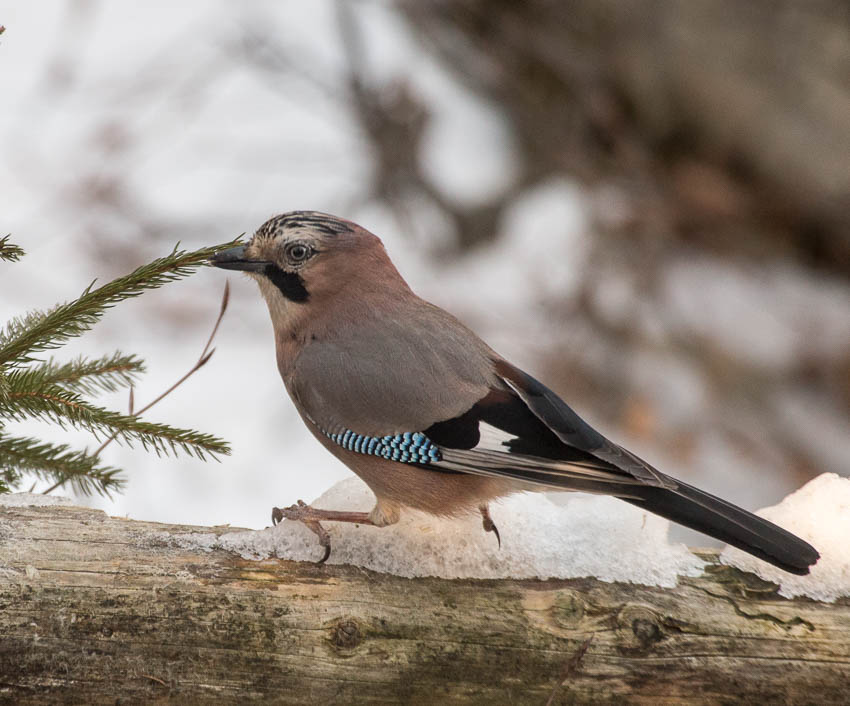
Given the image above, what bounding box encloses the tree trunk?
[1,501,847,704]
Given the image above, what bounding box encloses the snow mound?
[721,473,850,602]
[173,477,705,586]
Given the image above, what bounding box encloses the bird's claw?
[480,504,501,549]
[270,500,332,564]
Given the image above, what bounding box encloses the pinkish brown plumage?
[211,210,819,574]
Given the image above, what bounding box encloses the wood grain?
[1,502,847,704]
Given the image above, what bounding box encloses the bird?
[210,210,819,575]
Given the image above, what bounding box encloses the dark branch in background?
[333,0,519,252]
[399,0,850,271]
[234,4,517,254]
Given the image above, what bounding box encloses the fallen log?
[1,501,847,704]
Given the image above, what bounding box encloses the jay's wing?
[421,362,670,494]
[289,305,683,496]
[288,303,659,491]
[441,358,675,490]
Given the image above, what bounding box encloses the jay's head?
[210,211,408,322]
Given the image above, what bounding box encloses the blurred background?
[1,1,848,543]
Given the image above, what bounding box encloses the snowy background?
[1,1,848,555]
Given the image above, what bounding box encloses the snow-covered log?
[1,495,848,704]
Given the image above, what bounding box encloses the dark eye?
[285,242,312,263]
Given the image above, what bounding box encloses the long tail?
[438,446,819,574]
[623,480,819,575]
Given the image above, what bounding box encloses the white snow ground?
[159,476,705,586]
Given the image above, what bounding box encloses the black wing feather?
[494,360,672,487]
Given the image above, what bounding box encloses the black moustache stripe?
[263,264,309,303]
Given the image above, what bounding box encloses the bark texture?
[1,502,848,704]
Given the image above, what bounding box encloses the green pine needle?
[0,238,241,367]
[1,377,229,461]
[39,352,145,396]
[0,235,24,262]
[0,237,239,496]
[0,434,124,497]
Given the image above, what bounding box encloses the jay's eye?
[285,242,312,263]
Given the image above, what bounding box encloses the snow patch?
[163,477,705,586]
[0,493,74,508]
[721,473,850,602]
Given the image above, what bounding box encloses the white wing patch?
[477,421,517,452]
[433,421,645,492]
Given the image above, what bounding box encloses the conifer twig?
[0,235,24,262]
[38,353,145,396]
[0,239,240,367]
[1,435,124,498]
[2,238,239,496]
[6,382,227,459]
[41,282,231,494]
[95,281,230,457]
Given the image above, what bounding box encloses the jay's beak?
[209,245,270,272]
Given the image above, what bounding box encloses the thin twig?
[545,637,592,706]
[95,282,229,451]
[42,282,230,494]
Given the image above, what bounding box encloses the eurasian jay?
[211,211,819,575]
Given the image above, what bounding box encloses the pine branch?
[0,235,24,262]
[0,308,52,353]
[0,239,242,367]
[1,378,228,460]
[0,434,124,497]
[38,352,145,396]
[1,238,237,496]
[92,282,230,458]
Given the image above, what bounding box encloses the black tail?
[623,480,819,576]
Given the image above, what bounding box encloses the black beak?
[209,245,270,273]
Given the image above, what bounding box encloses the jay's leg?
[271,498,399,564]
[479,504,501,548]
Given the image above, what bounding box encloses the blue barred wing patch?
[325,429,442,464]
